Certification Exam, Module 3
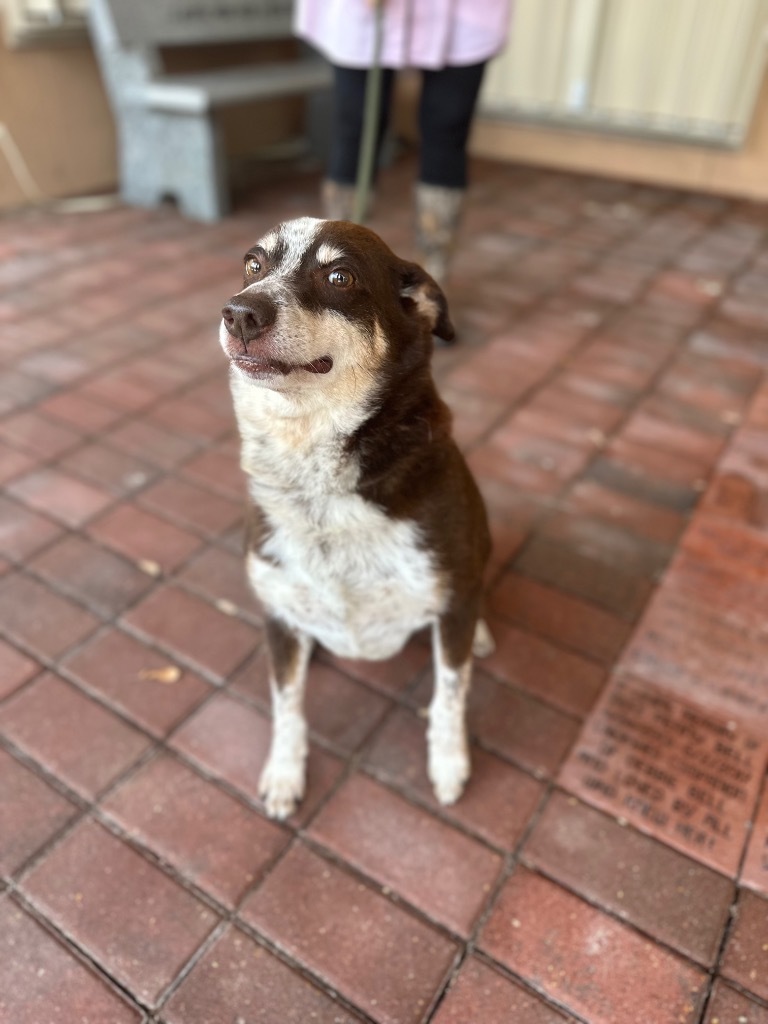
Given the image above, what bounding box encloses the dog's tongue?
[303,357,333,374]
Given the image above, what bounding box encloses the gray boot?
[321,179,357,221]
[415,183,465,285]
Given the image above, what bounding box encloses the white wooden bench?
[88,0,331,221]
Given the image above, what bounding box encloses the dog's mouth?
[232,355,334,378]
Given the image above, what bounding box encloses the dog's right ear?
[398,260,455,343]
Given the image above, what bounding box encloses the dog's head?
[219,217,453,397]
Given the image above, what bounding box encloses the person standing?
[294,0,512,284]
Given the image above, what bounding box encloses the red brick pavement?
[1,158,767,1023]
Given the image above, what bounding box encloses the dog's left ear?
[398,261,455,343]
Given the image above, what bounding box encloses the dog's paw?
[472,619,495,659]
[258,758,306,820]
[428,747,470,806]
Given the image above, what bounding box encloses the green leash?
[352,0,385,224]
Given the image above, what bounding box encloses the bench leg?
[118,109,230,222]
[169,115,230,222]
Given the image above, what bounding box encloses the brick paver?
[241,842,458,1024]
[28,533,154,616]
[703,980,768,1024]
[0,748,78,876]
[231,656,392,753]
[2,157,768,1021]
[558,675,768,875]
[309,772,503,935]
[122,584,258,680]
[88,502,205,572]
[61,626,211,736]
[0,636,39,700]
[742,781,768,895]
[0,899,141,1024]
[0,572,100,658]
[720,888,768,1001]
[102,753,289,908]
[364,705,545,849]
[0,673,151,798]
[164,925,365,1023]
[432,956,577,1024]
[523,790,734,965]
[21,819,219,1007]
[479,866,707,1024]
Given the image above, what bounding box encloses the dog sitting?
[219,217,493,820]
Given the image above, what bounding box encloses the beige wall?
[395,69,768,202]
[0,36,117,210]
[471,69,768,201]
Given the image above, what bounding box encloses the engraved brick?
[559,676,768,875]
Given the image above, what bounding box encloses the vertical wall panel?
[481,0,768,145]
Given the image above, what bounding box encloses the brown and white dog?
[219,217,493,820]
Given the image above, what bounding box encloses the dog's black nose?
[221,297,277,343]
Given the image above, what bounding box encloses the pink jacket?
[294,0,512,71]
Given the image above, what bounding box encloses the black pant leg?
[418,62,487,189]
[328,64,396,184]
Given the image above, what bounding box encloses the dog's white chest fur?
[236,384,447,661]
[247,507,442,660]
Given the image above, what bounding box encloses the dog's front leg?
[259,616,313,820]
[428,604,489,806]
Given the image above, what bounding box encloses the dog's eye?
[245,257,262,275]
[328,269,353,288]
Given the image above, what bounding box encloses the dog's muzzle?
[220,294,333,378]
[221,295,277,346]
